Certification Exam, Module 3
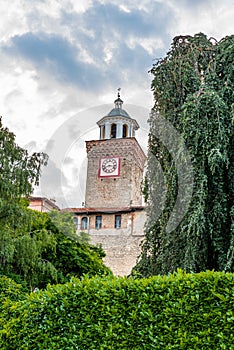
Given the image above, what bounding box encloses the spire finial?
[114,88,123,109]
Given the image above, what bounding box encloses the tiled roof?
[62,206,145,214]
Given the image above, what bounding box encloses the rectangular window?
[95,215,102,229]
[115,215,121,229]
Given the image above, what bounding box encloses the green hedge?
[0,276,28,336]
[0,270,233,349]
[0,276,26,303]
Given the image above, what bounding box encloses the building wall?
[28,197,60,212]
[82,136,146,275]
[85,138,146,208]
[75,210,146,276]
[28,199,44,212]
[91,233,144,276]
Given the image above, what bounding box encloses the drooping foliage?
[0,117,48,224]
[0,118,111,290]
[135,33,234,276]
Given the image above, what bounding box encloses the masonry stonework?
[90,233,144,276]
[85,138,146,208]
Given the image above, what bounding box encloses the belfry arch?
[111,123,117,138]
[123,124,128,138]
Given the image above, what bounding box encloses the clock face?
[99,157,120,177]
[102,158,117,173]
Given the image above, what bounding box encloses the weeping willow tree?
[135,33,234,276]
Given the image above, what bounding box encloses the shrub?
[0,275,27,304]
[0,276,28,334]
[0,270,233,349]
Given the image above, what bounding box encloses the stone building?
[65,92,146,276]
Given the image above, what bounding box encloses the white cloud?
[128,36,165,55]
[0,1,28,43]
[71,0,94,14]
[166,0,234,40]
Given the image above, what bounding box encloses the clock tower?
[85,92,146,208]
[66,91,146,276]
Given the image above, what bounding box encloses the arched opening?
[101,125,105,139]
[110,123,116,138]
[123,124,128,138]
[81,217,88,230]
[73,216,78,227]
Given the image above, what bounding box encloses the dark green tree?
[135,33,234,276]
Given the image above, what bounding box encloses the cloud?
[166,0,234,40]
[77,1,172,57]
[63,156,74,165]
[23,141,38,152]
[4,33,104,89]
[2,1,174,93]
[37,157,71,207]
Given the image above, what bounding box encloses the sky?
[0,0,233,208]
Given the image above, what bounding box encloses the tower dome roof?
[106,89,131,119]
[107,107,130,118]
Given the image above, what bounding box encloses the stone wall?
[85,138,146,208]
[75,209,146,276]
[90,233,144,276]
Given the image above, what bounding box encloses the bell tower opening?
[102,125,105,139]
[111,123,117,138]
[123,124,128,138]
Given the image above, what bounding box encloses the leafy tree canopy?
[0,118,111,290]
[1,208,111,291]
[0,117,47,224]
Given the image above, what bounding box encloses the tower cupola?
[97,90,139,140]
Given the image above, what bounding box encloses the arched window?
[123,124,128,138]
[81,217,88,230]
[102,125,105,139]
[73,216,78,227]
[111,123,116,138]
